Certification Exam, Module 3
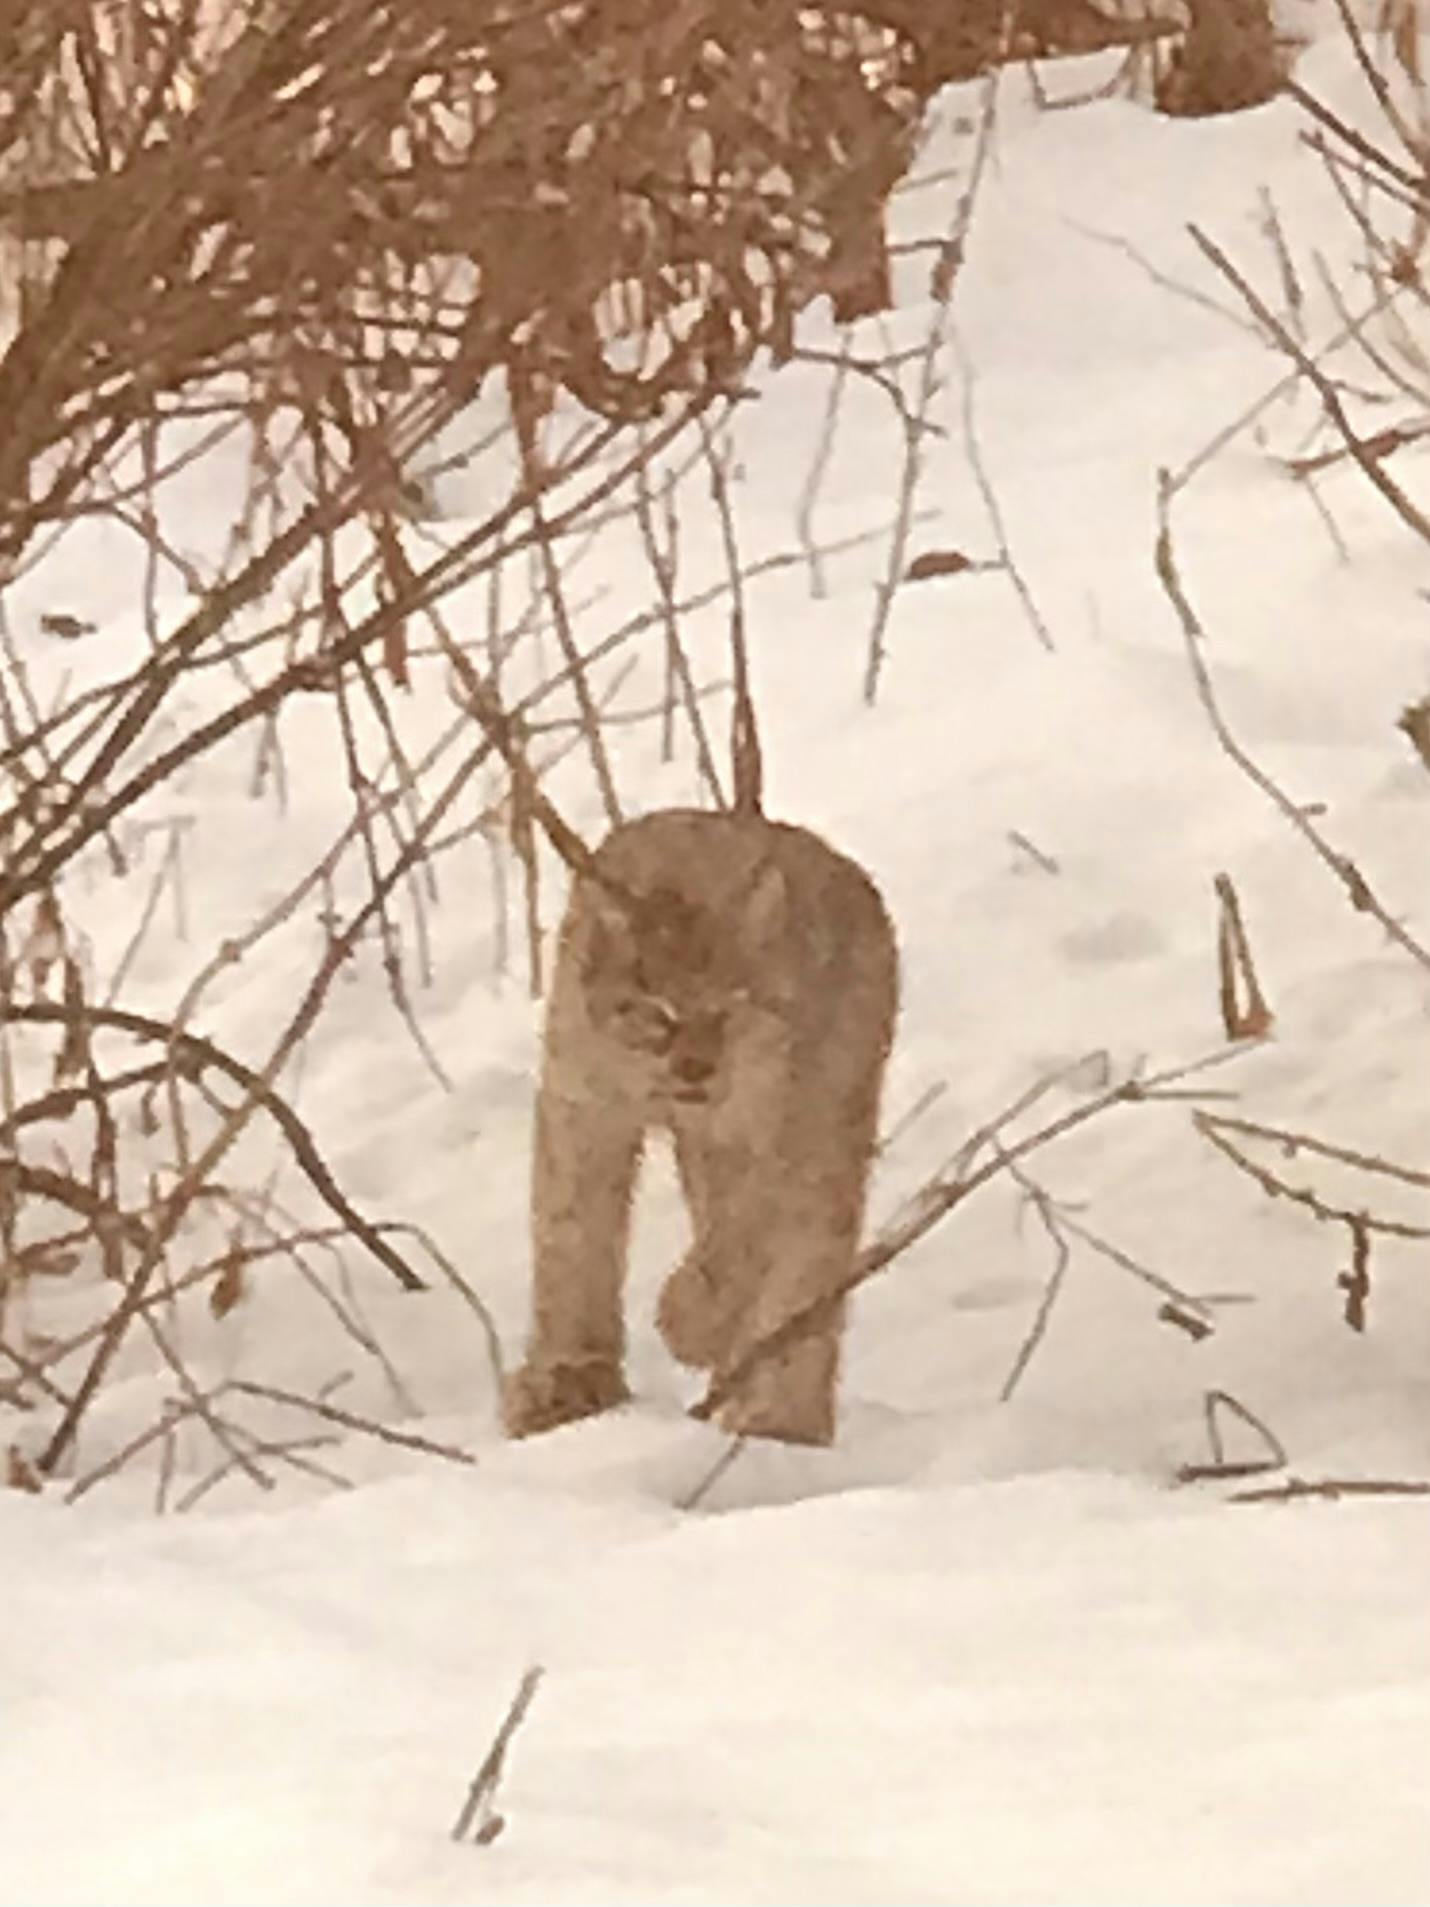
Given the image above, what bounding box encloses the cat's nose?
[674,1052,715,1084]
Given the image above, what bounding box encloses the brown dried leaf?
[375,350,412,394]
[6,1446,42,1494]
[1158,1301,1214,1342]
[39,612,96,640]
[27,890,65,990]
[904,548,975,583]
[209,1239,248,1320]
[53,956,89,1082]
[1397,696,1430,770]
[1387,0,1422,83]
[383,614,410,689]
[17,1240,81,1279]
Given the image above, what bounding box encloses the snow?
[7,27,1430,1903]
[8,1465,1430,1904]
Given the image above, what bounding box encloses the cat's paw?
[656,1258,734,1370]
[710,1342,838,1446]
[503,1357,630,1437]
[715,1392,835,1447]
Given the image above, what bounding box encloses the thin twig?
[1204,1386,1289,1470]
[999,1169,1072,1400]
[1195,1110,1430,1240]
[1198,1111,1430,1189]
[451,1667,545,1845]
[794,340,851,598]
[862,73,999,703]
[677,1436,747,1511]
[954,327,1054,651]
[1232,1474,1430,1503]
[228,1379,477,1466]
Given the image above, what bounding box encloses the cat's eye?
[613,995,679,1053]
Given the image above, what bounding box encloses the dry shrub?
[0,0,938,555]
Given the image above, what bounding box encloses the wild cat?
[504,805,898,1446]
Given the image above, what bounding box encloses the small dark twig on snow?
[451,1666,545,1846]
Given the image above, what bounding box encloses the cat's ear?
[580,880,637,976]
[741,857,787,945]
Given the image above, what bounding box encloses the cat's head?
[578,864,784,1106]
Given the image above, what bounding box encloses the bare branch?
[1155,471,1430,976]
[228,1380,477,1467]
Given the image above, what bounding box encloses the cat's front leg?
[656,1121,762,1371]
[711,1099,874,1448]
[505,1078,643,1438]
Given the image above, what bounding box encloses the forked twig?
[1178,1387,1288,1483]
[1214,871,1274,1040]
[999,1167,1072,1400]
[1195,1109,1430,1241]
[1000,1154,1221,1400]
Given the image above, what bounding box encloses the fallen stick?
[451,1666,545,1846]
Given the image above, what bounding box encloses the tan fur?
[504,808,897,1446]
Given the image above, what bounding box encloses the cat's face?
[579,872,779,1106]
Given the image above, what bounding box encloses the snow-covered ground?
[6,27,1430,1903]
